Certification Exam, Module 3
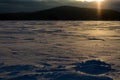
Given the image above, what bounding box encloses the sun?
[76,0,104,2]
[76,0,104,17]
[86,0,104,2]
[75,0,105,18]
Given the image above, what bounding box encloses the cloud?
[0,0,120,13]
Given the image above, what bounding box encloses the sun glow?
[76,0,104,17]
[76,0,104,2]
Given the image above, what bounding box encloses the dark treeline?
[0,6,120,20]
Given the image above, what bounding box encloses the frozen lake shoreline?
[0,21,120,80]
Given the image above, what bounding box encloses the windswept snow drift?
[0,21,120,80]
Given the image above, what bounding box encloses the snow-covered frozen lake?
[0,21,120,80]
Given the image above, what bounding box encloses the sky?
[0,0,120,13]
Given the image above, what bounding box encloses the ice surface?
[0,21,120,80]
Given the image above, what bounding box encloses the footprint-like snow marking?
[73,60,115,74]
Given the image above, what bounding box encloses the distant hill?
[0,6,120,20]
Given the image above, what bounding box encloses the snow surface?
[0,21,120,80]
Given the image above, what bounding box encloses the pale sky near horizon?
[0,0,120,13]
